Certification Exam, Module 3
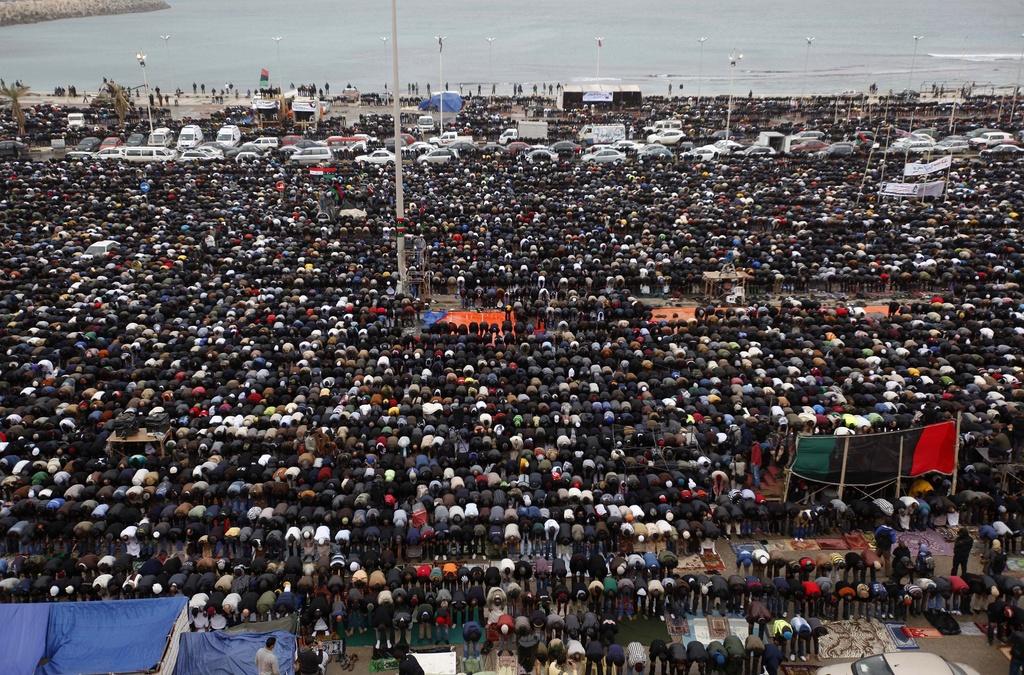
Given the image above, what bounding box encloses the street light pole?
[594,37,604,79]
[435,35,446,131]
[1010,33,1024,125]
[697,36,708,100]
[390,0,403,222]
[725,49,742,139]
[136,51,154,133]
[160,34,172,92]
[486,37,496,97]
[272,36,283,94]
[380,36,389,104]
[908,35,923,94]
[801,36,815,102]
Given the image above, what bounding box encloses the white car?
[525,148,558,163]
[815,652,979,675]
[713,139,745,154]
[738,145,776,156]
[288,146,334,165]
[646,129,687,146]
[417,148,455,165]
[234,150,262,163]
[355,149,397,165]
[685,145,721,161]
[581,148,626,164]
[613,140,646,154]
[969,131,1015,148]
[252,136,280,150]
[403,141,435,157]
[179,149,214,162]
[94,147,125,160]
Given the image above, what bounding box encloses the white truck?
[417,115,436,133]
[429,130,473,146]
[642,119,682,134]
[498,121,549,145]
[578,123,626,145]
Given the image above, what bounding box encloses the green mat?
[370,657,400,672]
[613,617,671,645]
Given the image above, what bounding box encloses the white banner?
[879,180,946,197]
[582,91,614,102]
[903,154,952,177]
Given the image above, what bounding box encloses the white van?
[122,146,178,163]
[216,125,242,148]
[288,146,333,165]
[176,125,204,150]
[417,115,436,133]
[148,127,175,147]
[67,113,86,129]
[84,240,117,257]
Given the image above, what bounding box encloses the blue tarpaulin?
[174,630,296,675]
[418,92,463,112]
[422,310,448,326]
[0,604,49,675]
[39,597,186,675]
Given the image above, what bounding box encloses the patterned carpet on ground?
[818,619,896,659]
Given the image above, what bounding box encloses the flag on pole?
[437,37,444,53]
[259,68,269,87]
[597,38,603,48]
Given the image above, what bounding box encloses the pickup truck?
[429,131,473,146]
[498,121,549,145]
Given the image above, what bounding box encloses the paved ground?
[315,537,1011,675]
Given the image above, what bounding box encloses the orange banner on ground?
[443,311,510,327]
[650,307,696,322]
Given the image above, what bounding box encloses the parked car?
[683,145,721,161]
[288,146,333,165]
[638,144,674,161]
[224,143,265,159]
[100,136,123,150]
[94,147,125,160]
[0,139,29,159]
[252,136,280,150]
[646,129,687,146]
[935,138,970,154]
[980,143,1024,158]
[815,143,855,158]
[125,133,146,147]
[738,145,777,156]
[65,136,101,159]
[613,139,646,154]
[524,148,558,163]
[355,149,397,165]
[417,148,456,165]
[969,131,1015,148]
[581,148,626,164]
[550,140,582,157]
[790,139,829,154]
[815,652,979,675]
[178,149,215,162]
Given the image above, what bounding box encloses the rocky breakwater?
[0,0,169,26]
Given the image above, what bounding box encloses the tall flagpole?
[594,37,604,79]
[435,35,446,132]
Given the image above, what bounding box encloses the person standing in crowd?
[952,528,974,577]
[256,637,281,675]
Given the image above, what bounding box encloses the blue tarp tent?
[0,604,50,675]
[174,630,296,675]
[39,597,187,675]
[418,92,463,112]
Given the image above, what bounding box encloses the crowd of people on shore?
[2,92,1024,673]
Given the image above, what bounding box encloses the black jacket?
[953,534,974,560]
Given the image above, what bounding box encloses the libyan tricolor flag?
[791,420,957,486]
[259,68,269,87]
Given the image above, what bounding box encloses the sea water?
[1,0,1022,96]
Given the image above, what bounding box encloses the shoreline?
[0,0,169,27]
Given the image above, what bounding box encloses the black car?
[126,133,146,147]
[65,136,101,159]
[550,140,581,157]
[0,139,29,159]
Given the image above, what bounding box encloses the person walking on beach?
[952,528,973,576]
[256,636,281,675]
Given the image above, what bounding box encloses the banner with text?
[582,91,614,102]
[879,180,946,198]
[903,154,952,177]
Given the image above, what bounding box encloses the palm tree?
[0,83,30,136]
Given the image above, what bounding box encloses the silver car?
[581,148,625,164]
[417,148,456,165]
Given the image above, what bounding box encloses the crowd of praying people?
[2,93,1024,674]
